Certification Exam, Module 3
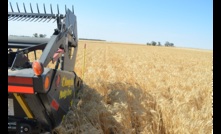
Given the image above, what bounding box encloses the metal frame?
[8,3,82,133]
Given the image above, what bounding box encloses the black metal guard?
[8,116,48,133]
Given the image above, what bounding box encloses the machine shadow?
[56,82,166,134]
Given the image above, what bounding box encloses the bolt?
[24,127,29,132]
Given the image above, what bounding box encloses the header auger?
[8,2,83,134]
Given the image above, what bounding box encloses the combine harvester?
[8,3,83,134]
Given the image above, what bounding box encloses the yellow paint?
[61,115,66,123]
[61,76,74,87]
[59,89,72,99]
[13,93,34,118]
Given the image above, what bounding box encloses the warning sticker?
[8,98,14,116]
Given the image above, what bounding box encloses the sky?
[8,0,213,50]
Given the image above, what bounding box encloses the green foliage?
[146,42,151,45]
[165,41,175,47]
[39,34,47,38]
[33,33,38,37]
[33,33,47,38]
[151,41,157,46]
[165,41,170,47]
[146,41,175,47]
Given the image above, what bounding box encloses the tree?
[157,42,161,46]
[164,41,175,47]
[165,41,170,47]
[170,43,174,47]
[164,41,170,47]
[151,41,157,46]
[39,34,47,38]
[33,33,47,38]
[33,33,38,37]
[146,42,151,45]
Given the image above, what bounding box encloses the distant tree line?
[9,35,30,37]
[79,38,106,41]
[146,41,174,47]
[33,33,47,38]
[9,33,47,38]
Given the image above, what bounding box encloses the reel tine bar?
[8,2,65,22]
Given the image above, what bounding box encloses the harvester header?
[8,2,83,134]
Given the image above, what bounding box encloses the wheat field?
[41,40,212,134]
